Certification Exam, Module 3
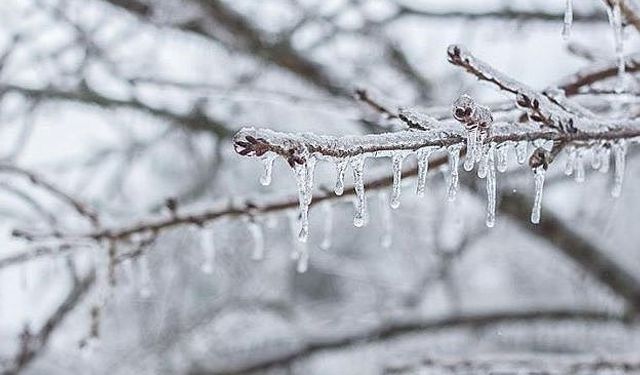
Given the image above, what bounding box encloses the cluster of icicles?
[564,0,627,91]
[242,136,629,273]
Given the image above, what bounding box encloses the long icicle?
[486,145,497,228]
[611,140,628,197]
[390,152,408,209]
[531,166,547,224]
[351,156,367,227]
[447,144,463,201]
[416,147,432,197]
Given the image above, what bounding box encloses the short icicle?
[496,143,509,173]
[259,153,277,186]
[611,140,628,197]
[486,146,497,228]
[416,147,433,197]
[531,166,547,224]
[463,129,478,171]
[293,154,316,242]
[564,147,577,176]
[447,144,463,201]
[390,152,408,209]
[574,149,586,183]
[334,158,348,196]
[515,141,528,165]
[351,155,368,227]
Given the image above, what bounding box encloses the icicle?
[515,141,528,165]
[296,241,309,273]
[591,147,602,170]
[200,228,216,274]
[379,192,393,248]
[447,144,462,201]
[390,152,408,209]
[486,146,497,228]
[416,147,433,197]
[293,155,316,242]
[463,129,478,171]
[319,201,333,250]
[249,221,265,260]
[334,158,348,196]
[564,147,577,176]
[531,166,547,224]
[351,156,368,227]
[574,150,585,183]
[562,0,573,40]
[477,144,491,179]
[611,140,627,197]
[259,153,277,186]
[607,0,626,91]
[496,143,509,173]
[599,146,611,173]
[138,256,152,298]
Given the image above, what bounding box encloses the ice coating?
[515,141,528,165]
[531,166,547,224]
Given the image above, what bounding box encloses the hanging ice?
[416,147,433,197]
[515,141,528,165]
[486,146,497,228]
[351,155,368,227]
[599,146,611,173]
[464,129,478,171]
[334,158,348,196]
[200,228,216,274]
[477,144,492,179]
[496,143,509,173]
[259,153,277,186]
[390,152,409,209]
[591,147,602,170]
[531,166,547,224]
[379,192,393,248]
[447,144,463,201]
[562,0,573,40]
[611,140,627,197]
[564,147,577,176]
[320,201,333,250]
[574,150,585,183]
[249,221,265,260]
[606,0,626,91]
[293,155,317,242]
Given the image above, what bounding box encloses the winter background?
[0,0,639,374]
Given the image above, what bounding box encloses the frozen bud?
[471,104,493,130]
[452,94,476,123]
[529,147,551,170]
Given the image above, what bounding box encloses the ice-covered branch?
[188,308,623,375]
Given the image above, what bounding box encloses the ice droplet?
[379,192,393,248]
[611,140,627,197]
[486,146,497,228]
[562,0,573,40]
[320,201,333,250]
[259,153,277,186]
[416,147,433,197]
[249,221,265,260]
[200,228,216,274]
[496,143,509,173]
[351,156,368,227]
[390,152,409,209]
[515,141,528,165]
[334,158,348,196]
[447,144,463,201]
[531,166,547,224]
